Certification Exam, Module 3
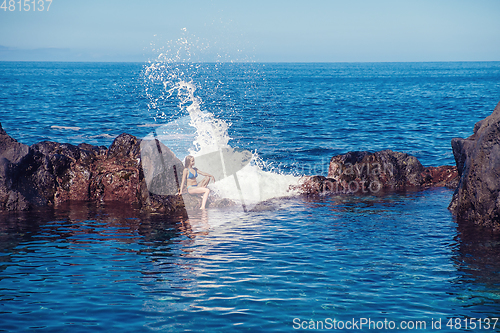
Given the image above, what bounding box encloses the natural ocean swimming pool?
[1,61,500,331]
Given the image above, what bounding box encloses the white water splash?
[173,80,231,156]
[142,31,300,207]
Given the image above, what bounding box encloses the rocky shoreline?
[0,121,458,211]
[0,124,205,213]
[3,99,500,231]
[297,150,458,195]
[448,101,500,230]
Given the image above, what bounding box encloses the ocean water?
[1,61,500,332]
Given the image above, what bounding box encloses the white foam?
[209,163,300,204]
[174,80,300,206]
[89,134,116,139]
[137,124,162,128]
[51,125,80,131]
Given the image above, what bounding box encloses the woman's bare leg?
[199,176,212,188]
[201,190,209,209]
[188,186,211,209]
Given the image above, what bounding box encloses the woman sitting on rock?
[178,155,215,209]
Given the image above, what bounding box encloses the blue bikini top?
[187,168,198,179]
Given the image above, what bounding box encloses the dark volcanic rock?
[0,123,31,210]
[449,101,500,229]
[421,165,459,189]
[0,123,197,213]
[329,150,426,191]
[297,150,458,195]
[295,175,344,195]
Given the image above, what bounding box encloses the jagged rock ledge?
[296,150,458,195]
[449,101,500,230]
[0,123,234,213]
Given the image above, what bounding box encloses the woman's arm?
[178,169,187,195]
[197,169,215,180]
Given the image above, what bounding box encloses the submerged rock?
[449,101,500,230]
[421,165,459,189]
[297,150,458,195]
[295,175,344,195]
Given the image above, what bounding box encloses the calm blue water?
[1,62,500,332]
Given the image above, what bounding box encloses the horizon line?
[2,60,500,64]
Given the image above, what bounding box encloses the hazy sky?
[0,0,499,62]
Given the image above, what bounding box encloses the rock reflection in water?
[454,223,500,305]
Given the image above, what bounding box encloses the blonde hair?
[184,155,194,169]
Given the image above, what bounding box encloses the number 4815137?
[1,0,52,11]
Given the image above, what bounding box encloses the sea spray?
[174,80,231,156]
[141,34,301,209]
